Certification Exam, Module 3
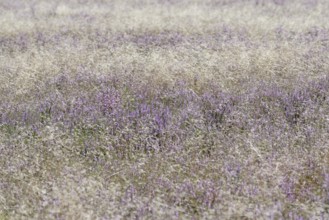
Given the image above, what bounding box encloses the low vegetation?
[1,0,329,219]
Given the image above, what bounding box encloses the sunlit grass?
[1,0,329,219]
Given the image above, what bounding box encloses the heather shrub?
[1,0,329,219]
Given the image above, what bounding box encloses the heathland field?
[1,0,329,219]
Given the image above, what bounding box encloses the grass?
[1,0,329,219]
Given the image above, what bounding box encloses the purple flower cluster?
[1,74,328,157]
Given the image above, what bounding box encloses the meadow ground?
[0,0,329,219]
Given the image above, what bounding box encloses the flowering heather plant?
[1,0,329,219]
